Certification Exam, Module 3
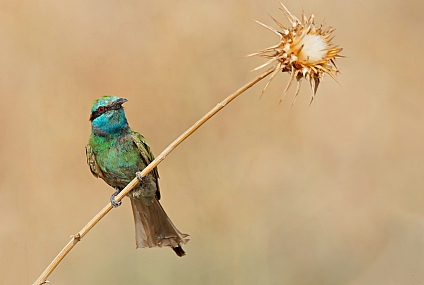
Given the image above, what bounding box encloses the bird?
[85,95,189,256]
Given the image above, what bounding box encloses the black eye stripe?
[89,103,122,121]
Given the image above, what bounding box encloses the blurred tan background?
[2,0,424,284]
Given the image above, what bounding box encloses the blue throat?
[91,108,130,136]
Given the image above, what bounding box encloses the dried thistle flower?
[247,2,343,105]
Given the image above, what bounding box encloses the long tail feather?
[130,198,189,257]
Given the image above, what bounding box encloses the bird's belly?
[97,145,145,188]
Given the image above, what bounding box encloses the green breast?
[89,133,146,187]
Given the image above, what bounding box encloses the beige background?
[2,1,424,284]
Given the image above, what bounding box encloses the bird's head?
[90,96,129,135]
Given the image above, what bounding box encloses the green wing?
[85,144,104,179]
[131,130,161,199]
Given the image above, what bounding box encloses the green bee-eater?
[86,96,189,256]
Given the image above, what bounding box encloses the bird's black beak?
[114,97,128,106]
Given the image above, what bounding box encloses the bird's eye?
[97,106,106,113]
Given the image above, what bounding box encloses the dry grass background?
[2,1,424,284]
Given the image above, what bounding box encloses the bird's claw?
[136,171,145,183]
[110,187,122,208]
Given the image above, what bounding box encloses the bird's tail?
[130,198,189,257]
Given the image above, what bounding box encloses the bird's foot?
[110,187,122,208]
[136,171,145,185]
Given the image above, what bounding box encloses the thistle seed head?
[247,1,343,105]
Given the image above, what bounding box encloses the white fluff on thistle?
[247,2,343,105]
[297,34,328,62]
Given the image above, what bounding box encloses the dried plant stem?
[33,67,273,285]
